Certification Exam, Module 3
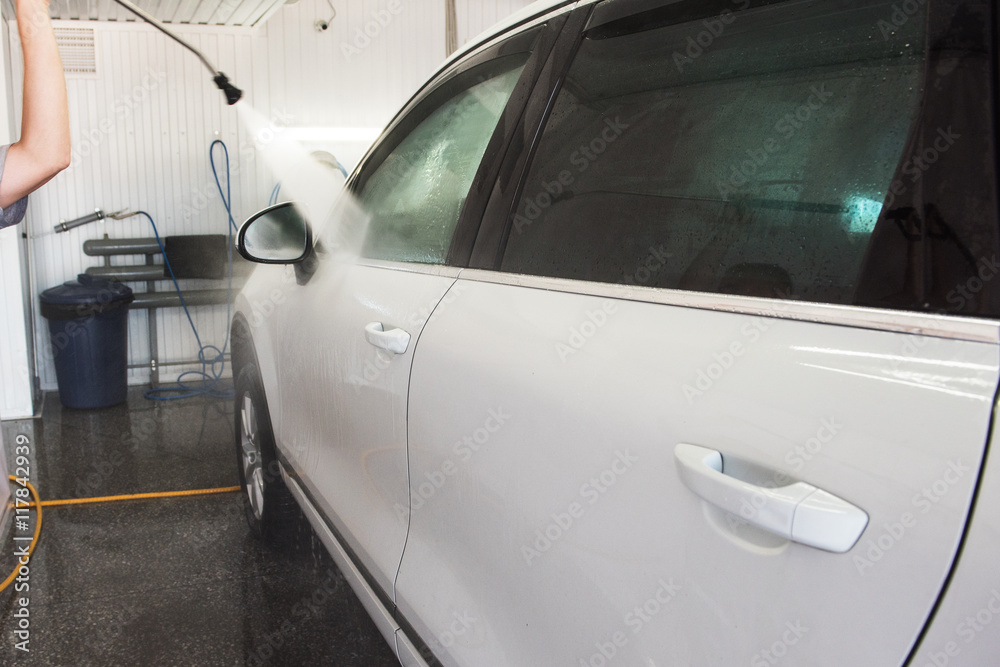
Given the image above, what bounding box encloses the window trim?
[469,4,596,270]
[456,268,1000,344]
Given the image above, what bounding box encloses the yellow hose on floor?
[0,477,240,593]
[35,485,241,507]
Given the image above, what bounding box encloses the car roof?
[443,0,592,70]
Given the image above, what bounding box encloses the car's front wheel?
[235,363,299,544]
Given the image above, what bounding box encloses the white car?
[230,0,1000,664]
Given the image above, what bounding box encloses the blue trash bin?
[40,275,134,409]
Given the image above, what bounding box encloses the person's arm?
[0,0,70,209]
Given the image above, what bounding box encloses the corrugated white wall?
[9,0,528,392]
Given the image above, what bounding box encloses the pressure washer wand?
[109,0,243,105]
[54,208,105,234]
[53,209,138,233]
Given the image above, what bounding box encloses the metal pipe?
[146,252,159,389]
[85,265,166,282]
[54,209,104,234]
[84,238,162,256]
[130,289,234,309]
[129,355,229,371]
[109,0,243,105]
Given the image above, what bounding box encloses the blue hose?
[143,140,237,400]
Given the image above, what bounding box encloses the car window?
[500,0,928,305]
[358,57,529,265]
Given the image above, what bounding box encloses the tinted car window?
[502,0,928,304]
[359,57,528,264]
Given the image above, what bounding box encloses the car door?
[395,0,1000,665]
[271,21,562,611]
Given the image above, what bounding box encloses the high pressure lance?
[54,209,139,233]
[109,0,243,106]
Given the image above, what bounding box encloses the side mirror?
[237,202,312,264]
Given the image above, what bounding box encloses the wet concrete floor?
[0,389,397,666]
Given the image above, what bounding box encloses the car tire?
[235,363,299,545]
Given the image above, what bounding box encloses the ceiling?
[5,0,287,27]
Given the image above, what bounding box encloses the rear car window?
[501,0,984,309]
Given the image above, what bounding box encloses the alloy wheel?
[240,391,265,520]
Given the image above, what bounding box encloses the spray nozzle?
[213,73,244,106]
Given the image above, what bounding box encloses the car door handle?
[674,443,868,553]
[364,322,411,354]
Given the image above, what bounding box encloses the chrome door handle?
[364,322,411,354]
[674,443,868,553]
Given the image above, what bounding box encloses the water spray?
[110,0,243,105]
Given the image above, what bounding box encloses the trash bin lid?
[40,274,134,320]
